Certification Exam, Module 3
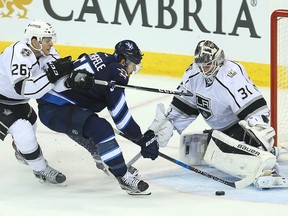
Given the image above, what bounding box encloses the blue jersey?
[40,52,142,140]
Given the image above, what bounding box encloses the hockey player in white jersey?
[0,20,90,184]
[149,40,286,189]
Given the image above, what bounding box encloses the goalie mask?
[194,40,225,82]
[114,40,143,74]
[24,20,57,56]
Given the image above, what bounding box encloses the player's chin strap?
[113,128,253,189]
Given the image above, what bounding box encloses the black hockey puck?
[215,191,225,196]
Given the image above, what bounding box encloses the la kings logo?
[196,94,213,120]
[20,48,32,57]
[3,108,12,116]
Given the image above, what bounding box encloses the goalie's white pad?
[254,175,288,189]
[179,132,208,165]
[203,130,276,180]
[148,103,174,147]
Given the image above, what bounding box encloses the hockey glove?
[135,130,159,160]
[239,120,275,152]
[148,103,174,147]
[45,56,73,83]
[65,69,94,90]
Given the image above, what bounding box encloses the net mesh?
[276,16,288,147]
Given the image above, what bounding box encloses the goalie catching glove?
[65,69,95,90]
[238,120,275,152]
[148,103,174,147]
[134,130,159,160]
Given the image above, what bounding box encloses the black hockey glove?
[45,56,73,83]
[135,130,159,160]
[65,69,95,90]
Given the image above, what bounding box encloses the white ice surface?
[1,74,288,216]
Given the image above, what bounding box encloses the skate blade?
[96,163,110,176]
[97,167,110,176]
[36,178,68,187]
[127,191,151,196]
[102,169,110,176]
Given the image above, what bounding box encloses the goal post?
[270,9,288,148]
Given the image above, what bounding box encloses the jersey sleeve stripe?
[171,96,199,116]
[24,81,51,96]
[236,97,267,120]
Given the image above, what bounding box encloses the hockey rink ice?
[1,74,288,216]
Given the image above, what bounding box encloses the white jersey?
[0,40,60,105]
[167,60,270,133]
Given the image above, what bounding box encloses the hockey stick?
[113,128,255,189]
[127,152,142,167]
[94,79,193,97]
[158,152,256,189]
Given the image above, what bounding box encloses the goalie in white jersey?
[0,20,90,184]
[150,40,285,189]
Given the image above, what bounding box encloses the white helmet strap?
[29,37,48,57]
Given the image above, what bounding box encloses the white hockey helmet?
[194,40,225,80]
[24,20,56,55]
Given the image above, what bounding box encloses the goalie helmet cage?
[270,9,288,147]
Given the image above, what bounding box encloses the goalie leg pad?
[203,130,276,179]
[179,132,208,165]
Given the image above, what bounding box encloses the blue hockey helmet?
[114,40,143,64]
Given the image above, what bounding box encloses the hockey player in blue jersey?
[35,40,158,195]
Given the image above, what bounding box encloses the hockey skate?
[93,153,110,176]
[116,170,150,195]
[128,166,139,177]
[33,165,66,184]
[14,149,28,165]
[93,153,140,177]
[12,142,28,165]
[254,174,288,189]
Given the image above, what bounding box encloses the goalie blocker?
[179,130,282,188]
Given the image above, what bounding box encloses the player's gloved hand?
[149,103,174,147]
[45,56,73,83]
[65,69,94,90]
[134,130,159,160]
[239,120,275,152]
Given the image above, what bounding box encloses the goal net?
[270,10,288,148]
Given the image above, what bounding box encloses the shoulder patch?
[117,68,129,80]
[227,69,237,78]
[20,48,32,57]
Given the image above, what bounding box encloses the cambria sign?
[44,0,261,38]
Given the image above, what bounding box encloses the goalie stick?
[157,152,256,189]
[113,128,255,189]
[94,79,193,97]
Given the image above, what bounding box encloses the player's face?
[41,37,54,55]
[200,63,213,74]
[198,61,217,77]
[125,60,142,76]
